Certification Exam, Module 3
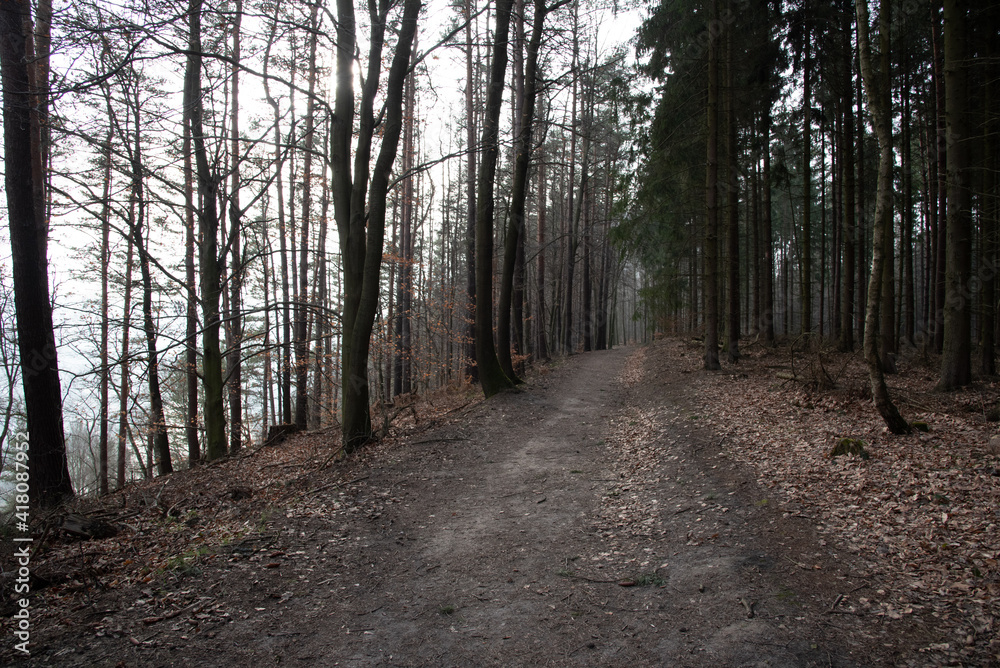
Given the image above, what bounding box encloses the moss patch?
[830,438,869,460]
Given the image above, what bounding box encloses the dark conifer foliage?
[623,0,997,429]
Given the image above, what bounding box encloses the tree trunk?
[937,0,972,390]
[227,0,244,451]
[1,0,73,505]
[99,129,111,495]
[131,184,172,476]
[726,22,739,363]
[24,0,48,256]
[856,0,911,434]
[839,49,856,352]
[563,8,580,356]
[932,15,947,354]
[751,136,761,336]
[500,0,549,380]
[262,230,273,444]
[704,0,721,370]
[333,0,421,450]
[902,57,916,347]
[464,0,478,382]
[762,107,775,347]
[118,234,137,484]
[311,148,331,426]
[536,131,550,360]
[185,0,227,460]
[982,66,997,375]
[801,30,812,338]
[183,81,200,466]
[877,0,895,369]
[295,1,320,428]
[398,58,416,395]
[856,65,867,344]
[262,4,292,426]
[474,0,516,397]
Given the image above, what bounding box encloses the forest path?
[211,346,881,667]
[25,346,892,666]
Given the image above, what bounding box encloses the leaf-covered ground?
[666,336,1000,666]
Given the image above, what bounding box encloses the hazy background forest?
[1,0,997,506]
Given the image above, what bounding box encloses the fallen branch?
[306,475,370,496]
[142,599,211,625]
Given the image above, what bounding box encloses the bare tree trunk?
[839,33,856,352]
[186,0,227,460]
[1,0,72,505]
[762,107,775,347]
[333,0,421,450]
[878,0,895,369]
[389,192,400,397]
[24,0,49,256]
[399,57,416,395]
[902,57,916,347]
[262,231,272,444]
[932,16,947,354]
[474,0,516,396]
[856,67,867,343]
[582,192,592,352]
[99,129,111,495]
[262,3,292,426]
[183,88,200,466]
[132,200,171,475]
[936,0,972,390]
[227,0,244,451]
[751,132,761,337]
[464,0,478,382]
[499,0,551,379]
[801,30,812,338]
[981,67,997,375]
[725,21,739,363]
[536,128,550,360]
[294,1,320,428]
[856,0,911,433]
[311,149,331,426]
[704,0,721,370]
[562,8,581,356]
[126,85,171,475]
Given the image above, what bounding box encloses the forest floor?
[2,337,998,666]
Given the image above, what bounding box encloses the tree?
[262,0,292,426]
[98,121,112,495]
[838,15,856,353]
[463,0,478,382]
[724,14,739,363]
[498,0,560,381]
[227,0,245,452]
[332,0,421,451]
[1,0,73,504]
[183,70,200,466]
[128,127,172,475]
[856,0,910,434]
[704,0,721,370]
[185,0,227,461]
[294,0,320,429]
[473,0,517,397]
[937,0,972,391]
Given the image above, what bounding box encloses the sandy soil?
[5,345,922,666]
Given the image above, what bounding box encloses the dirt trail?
[15,346,903,666]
